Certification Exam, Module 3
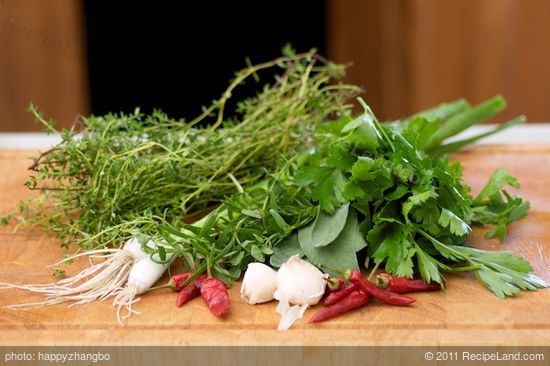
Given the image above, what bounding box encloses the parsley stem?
[448,264,483,272]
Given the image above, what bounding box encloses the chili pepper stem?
[375,275,389,289]
[206,257,212,278]
[327,277,344,291]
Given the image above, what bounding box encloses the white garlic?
[240,262,278,304]
[274,255,327,305]
[273,255,327,331]
[275,296,308,331]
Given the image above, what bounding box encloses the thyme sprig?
[4,49,359,251]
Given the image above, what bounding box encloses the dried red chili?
[169,271,193,292]
[376,273,441,294]
[200,277,230,317]
[350,271,415,306]
[310,290,369,323]
[176,274,207,307]
[324,283,358,306]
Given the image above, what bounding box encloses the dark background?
[2,0,550,131]
[83,1,326,120]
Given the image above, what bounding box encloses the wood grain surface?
[326,0,550,122]
[0,146,548,346]
[0,0,89,132]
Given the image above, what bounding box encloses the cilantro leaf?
[472,168,529,241]
[342,179,367,201]
[351,157,389,181]
[385,184,409,201]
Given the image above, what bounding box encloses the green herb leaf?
[298,203,349,248]
[270,233,304,267]
[438,208,471,236]
[476,168,519,201]
[299,207,361,275]
[250,245,265,262]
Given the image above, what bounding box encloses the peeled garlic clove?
[240,262,278,304]
[274,255,327,306]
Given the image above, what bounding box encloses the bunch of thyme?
[3,49,360,251]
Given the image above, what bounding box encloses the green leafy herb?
[270,233,304,267]
[3,50,359,251]
[297,203,349,248]
[298,207,362,275]
[3,50,545,299]
[471,168,530,241]
[288,96,546,297]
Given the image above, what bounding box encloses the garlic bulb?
[273,255,327,331]
[240,263,277,304]
[274,255,327,305]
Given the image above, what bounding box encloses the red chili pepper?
[377,273,441,294]
[200,277,230,317]
[310,290,369,323]
[350,271,416,306]
[169,272,194,292]
[176,274,207,307]
[324,283,358,306]
[326,277,346,292]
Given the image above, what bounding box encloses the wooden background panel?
[0,0,89,131]
[2,1,550,131]
[327,0,550,122]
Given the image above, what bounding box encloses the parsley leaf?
[472,169,530,241]
[438,208,471,236]
[371,224,415,278]
[285,95,543,298]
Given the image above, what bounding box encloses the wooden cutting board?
[0,146,549,346]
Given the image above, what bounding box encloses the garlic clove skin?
[275,295,308,331]
[240,262,278,304]
[274,255,327,306]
